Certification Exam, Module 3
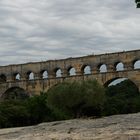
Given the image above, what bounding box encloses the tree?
[103,79,140,116]
[47,80,105,119]
[26,92,52,124]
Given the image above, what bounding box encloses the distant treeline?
[0,79,140,128]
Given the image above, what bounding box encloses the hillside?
[0,113,140,140]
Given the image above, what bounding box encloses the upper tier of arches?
[0,50,139,83]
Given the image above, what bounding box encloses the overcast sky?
[0,0,139,65]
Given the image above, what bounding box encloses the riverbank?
[0,113,140,140]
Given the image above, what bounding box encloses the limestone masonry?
[0,50,139,97]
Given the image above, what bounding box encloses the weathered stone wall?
[0,50,139,96]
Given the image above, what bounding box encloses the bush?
[47,80,106,119]
[103,79,140,116]
[0,100,30,128]
[0,79,139,129]
[26,92,52,124]
[0,93,52,128]
[80,80,106,116]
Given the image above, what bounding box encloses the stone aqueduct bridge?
[0,49,140,97]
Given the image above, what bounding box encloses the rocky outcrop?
[0,113,140,140]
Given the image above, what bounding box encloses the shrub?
[0,93,52,128]
[103,79,140,116]
[47,80,106,119]
[0,100,30,128]
[80,80,106,116]
[26,92,52,124]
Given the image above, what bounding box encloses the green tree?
[103,79,140,116]
[0,92,52,128]
[80,80,106,117]
[47,80,105,119]
[0,100,30,128]
[26,92,52,124]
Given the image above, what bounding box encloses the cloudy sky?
[0,0,139,65]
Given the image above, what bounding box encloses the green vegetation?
[0,79,139,128]
[47,80,105,119]
[103,80,140,115]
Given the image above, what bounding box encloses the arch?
[98,64,107,73]
[0,74,7,83]
[115,62,124,71]
[14,73,21,80]
[27,71,35,80]
[82,65,91,75]
[104,77,140,99]
[104,77,120,87]
[108,78,127,87]
[68,67,76,76]
[134,60,140,69]
[55,68,62,78]
[41,70,48,79]
[104,77,139,90]
[1,87,29,100]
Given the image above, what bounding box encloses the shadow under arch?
[1,87,29,100]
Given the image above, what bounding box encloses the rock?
[0,113,140,140]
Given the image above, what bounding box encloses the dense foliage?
[103,80,140,115]
[0,79,139,128]
[0,93,52,128]
[47,80,105,119]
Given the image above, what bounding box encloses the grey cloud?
[0,0,139,65]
